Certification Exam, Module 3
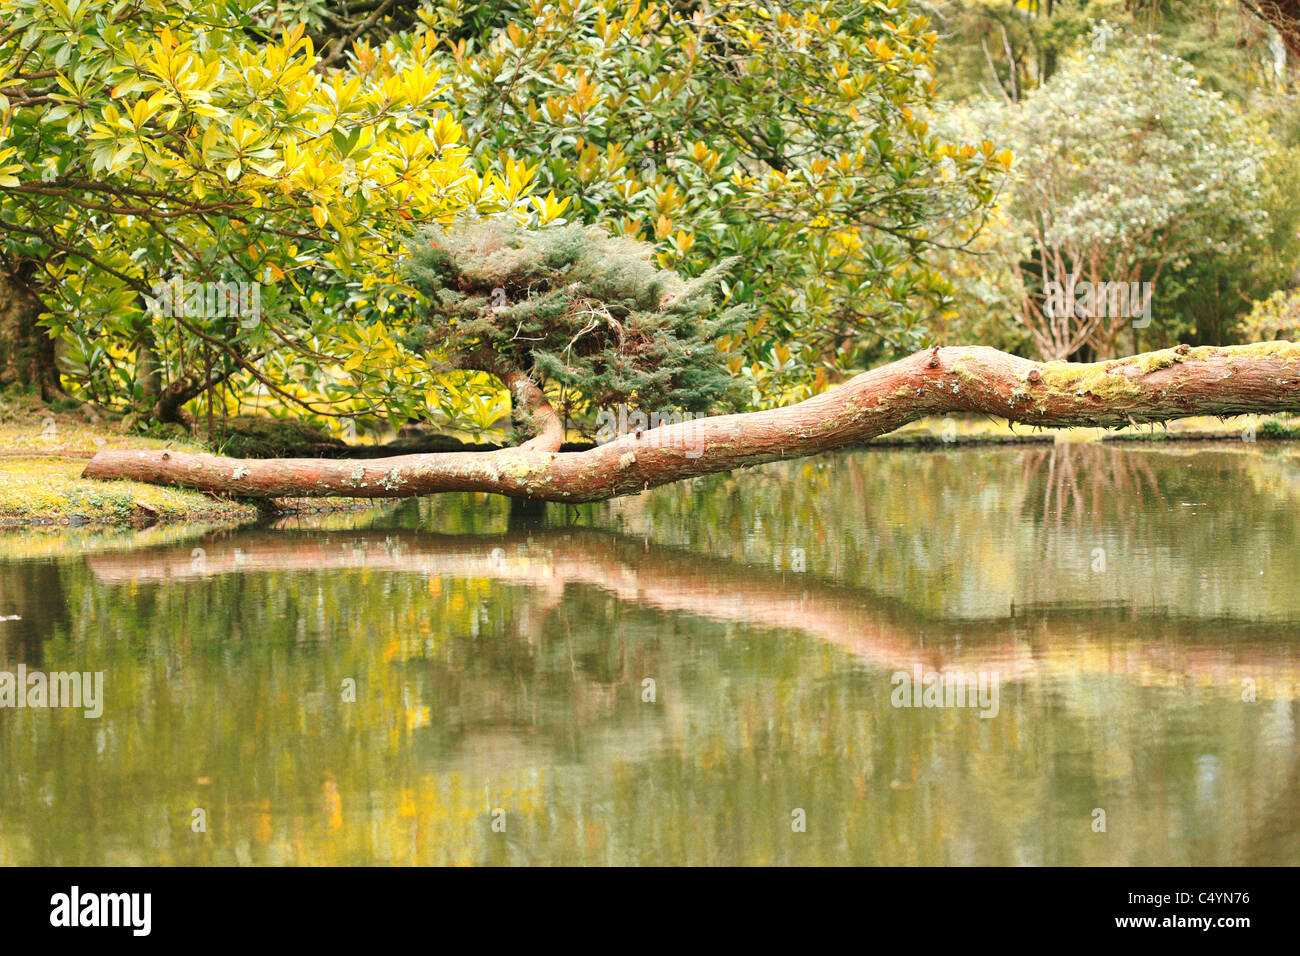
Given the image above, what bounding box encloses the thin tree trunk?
[136,335,163,411]
[82,342,1300,501]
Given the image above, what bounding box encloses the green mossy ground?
[0,457,262,527]
[0,390,367,527]
[871,412,1300,446]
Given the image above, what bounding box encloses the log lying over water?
[81,343,1300,502]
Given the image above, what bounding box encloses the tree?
[925,0,1126,103]
[430,0,1009,401]
[2,0,1010,429]
[0,0,542,424]
[931,0,1295,107]
[83,340,1300,499]
[403,220,745,440]
[1242,0,1300,57]
[1241,287,1300,340]
[0,257,62,399]
[955,33,1273,360]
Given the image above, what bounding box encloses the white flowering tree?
[982,33,1273,359]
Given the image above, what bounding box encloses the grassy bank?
[870,412,1300,447]
[0,457,264,527]
[0,392,369,527]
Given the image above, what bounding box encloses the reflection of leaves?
[7,447,1300,864]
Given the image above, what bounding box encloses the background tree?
[428,0,1010,403]
[0,0,545,429]
[950,31,1274,360]
[927,0,1292,105]
[922,0,1128,102]
[1241,0,1300,56]
[8,0,1300,437]
[1,0,1009,432]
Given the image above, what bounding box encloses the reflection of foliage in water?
[0,446,1298,864]
[612,445,1300,621]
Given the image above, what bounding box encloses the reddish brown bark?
[81,342,1300,501]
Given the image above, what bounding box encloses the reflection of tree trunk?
[1017,444,1162,533]
[80,526,1300,693]
[507,497,548,533]
[0,260,64,401]
[83,343,1300,501]
[0,560,68,665]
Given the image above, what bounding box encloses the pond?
[1,443,1298,865]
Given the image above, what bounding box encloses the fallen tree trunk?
[81,342,1300,502]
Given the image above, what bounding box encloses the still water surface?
[1,443,1298,865]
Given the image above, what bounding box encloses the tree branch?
[82,343,1300,501]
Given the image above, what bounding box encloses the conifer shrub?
[404,221,746,429]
